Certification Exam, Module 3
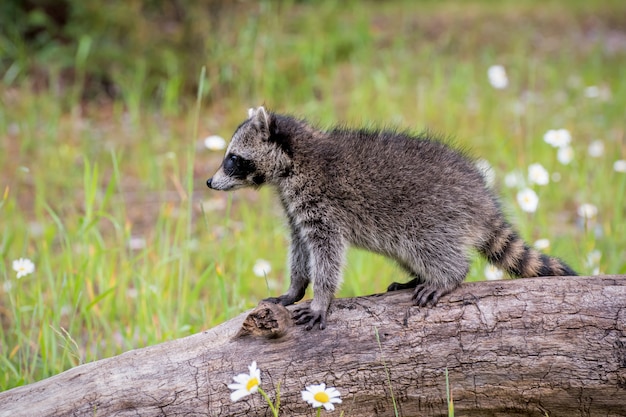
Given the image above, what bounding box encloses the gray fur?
[207,107,577,330]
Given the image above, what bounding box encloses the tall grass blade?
[375,326,399,417]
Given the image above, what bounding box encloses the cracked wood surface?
[1,275,625,416]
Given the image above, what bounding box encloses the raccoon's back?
[310,128,490,206]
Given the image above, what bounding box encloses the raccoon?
[207,107,577,330]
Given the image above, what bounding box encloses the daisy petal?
[323,402,335,411]
[230,389,250,402]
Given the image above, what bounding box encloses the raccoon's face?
[207,152,262,191]
[207,106,287,191]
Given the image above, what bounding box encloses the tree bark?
[1,275,625,417]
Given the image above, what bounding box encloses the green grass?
[1,0,626,394]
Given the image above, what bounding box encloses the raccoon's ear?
[247,108,255,118]
[250,106,270,134]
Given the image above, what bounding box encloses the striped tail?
[479,222,577,277]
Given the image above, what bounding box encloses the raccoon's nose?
[206,178,213,189]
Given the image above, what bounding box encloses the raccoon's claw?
[292,306,327,331]
[412,284,449,307]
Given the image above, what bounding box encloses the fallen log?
[1,275,625,417]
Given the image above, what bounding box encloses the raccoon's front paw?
[263,294,296,306]
[263,288,305,307]
[412,284,451,307]
[387,277,420,292]
[292,305,327,331]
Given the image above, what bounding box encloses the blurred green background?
[1,0,625,391]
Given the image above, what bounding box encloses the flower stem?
[257,387,279,417]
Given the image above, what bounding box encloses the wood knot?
[236,301,293,339]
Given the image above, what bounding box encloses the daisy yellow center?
[313,392,330,403]
[246,377,259,391]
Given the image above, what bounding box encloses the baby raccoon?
[207,107,576,330]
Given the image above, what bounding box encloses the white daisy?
[577,203,598,220]
[557,146,574,165]
[484,265,504,281]
[613,160,626,173]
[585,250,602,268]
[528,163,549,186]
[533,239,550,251]
[544,129,571,148]
[584,86,600,98]
[587,140,604,158]
[127,237,146,250]
[12,258,35,279]
[302,383,342,411]
[253,259,272,277]
[228,361,261,402]
[475,159,495,188]
[516,188,539,213]
[487,65,508,89]
[504,170,525,188]
[203,135,227,151]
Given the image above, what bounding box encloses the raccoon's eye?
[223,154,256,179]
[223,154,239,173]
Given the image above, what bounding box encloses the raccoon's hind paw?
[292,306,327,331]
[412,284,451,307]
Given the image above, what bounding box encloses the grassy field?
[1,0,625,395]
